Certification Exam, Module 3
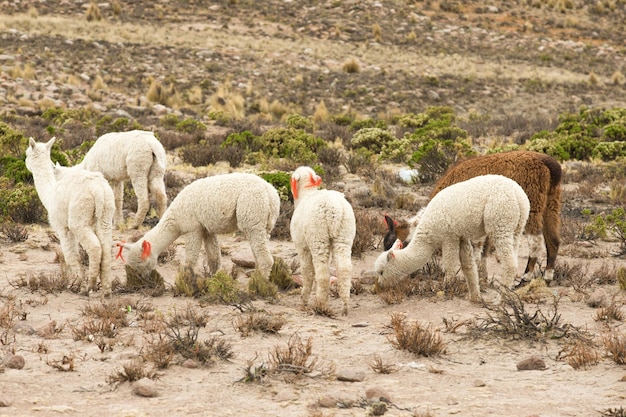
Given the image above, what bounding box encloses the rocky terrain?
[2,1,626,417]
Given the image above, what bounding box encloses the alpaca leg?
[492,235,518,289]
[130,176,150,228]
[184,229,205,275]
[73,226,102,294]
[312,248,331,308]
[111,181,124,228]
[522,234,543,282]
[333,244,353,316]
[542,212,560,282]
[149,176,168,219]
[247,229,274,279]
[202,232,221,275]
[474,237,489,282]
[95,220,113,297]
[459,238,480,302]
[441,239,460,288]
[58,229,85,293]
[298,247,315,309]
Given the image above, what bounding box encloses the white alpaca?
[26,138,115,296]
[77,130,167,229]
[374,174,530,302]
[116,172,280,280]
[290,166,356,316]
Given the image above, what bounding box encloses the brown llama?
[384,150,562,284]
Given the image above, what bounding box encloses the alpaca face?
[374,239,403,287]
[119,240,157,278]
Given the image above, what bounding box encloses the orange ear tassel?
[141,240,152,260]
[115,241,126,263]
[290,177,298,199]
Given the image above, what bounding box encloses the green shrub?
[0,183,47,223]
[330,113,356,126]
[159,114,180,129]
[176,118,207,134]
[350,118,387,131]
[248,271,278,299]
[0,156,32,184]
[0,121,27,157]
[593,141,626,161]
[221,131,263,152]
[350,127,396,154]
[43,107,99,126]
[285,114,313,131]
[198,271,241,304]
[260,127,327,165]
[259,171,291,201]
[397,113,429,128]
[179,143,223,167]
[408,138,474,183]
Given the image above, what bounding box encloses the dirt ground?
[2,219,626,417]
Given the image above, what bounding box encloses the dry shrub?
[271,200,294,240]
[268,333,333,379]
[313,100,330,124]
[388,313,445,356]
[9,271,68,294]
[0,298,23,331]
[164,304,233,364]
[618,267,626,290]
[233,311,286,337]
[471,288,578,340]
[352,208,384,258]
[557,339,599,369]
[592,260,617,285]
[238,355,270,384]
[106,358,157,384]
[552,260,591,290]
[1,222,28,242]
[147,79,180,107]
[80,298,134,328]
[603,331,626,365]
[209,82,245,120]
[596,302,625,322]
[367,354,398,374]
[46,353,76,372]
[310,299,336,318]
[71,317,117,341]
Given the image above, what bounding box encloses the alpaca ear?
[46,137,56,150]
[387,250,395,261]
[28,137,36,149]
[392,239,403,250]
[141,240,152,260]
[290,176,299,199]
[308,171,322,187]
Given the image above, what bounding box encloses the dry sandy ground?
[2,223,626,417]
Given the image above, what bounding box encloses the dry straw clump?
[388,312,446,356]
[86,2,102,22]
[342,57,361,74]
[557,339,599,369]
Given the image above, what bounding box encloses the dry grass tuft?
[106,358,157,384]
[310,299,336,318]
[85,2,102,22]
[46,353,76,372]
[124,265,165,295]
[352,208,385,258]
[269,257,296,291]
[238,355,270,384]
[313,100,330,124]
[367,354,398,374]
[9,271,68,294]
[595,302,625,322]
[342,57,361,73]
[1,222,29,242]
[388,312,445,356]
[557,339,599,369]
[267,333,333,379]
[603,331,626,365]
[248,271,278,299]
[233,310,286,337]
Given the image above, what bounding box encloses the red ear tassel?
[141,240,152,260]
[115,241,126,263]
[290,177,298,199]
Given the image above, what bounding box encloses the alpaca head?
[116,239,156,278]
[290,166,322,200]
[25,137,56,174]
[374,239,404,287]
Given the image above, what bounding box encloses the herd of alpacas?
[25,133,562,315]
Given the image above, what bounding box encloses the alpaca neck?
[393,239,436,275]
[294,188,318,209]
[141,216,181,255]
[30,164,57,211]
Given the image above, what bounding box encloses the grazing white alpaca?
[26,138,115,296]
[77,130,167,229]
[290,166,356,316]
[375,175,530,302]
[116,172,280,280]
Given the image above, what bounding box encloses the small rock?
[37,320,57,338]
[3,354,25,370]
[365,387,392,404]
[231,251,256,268]
[351,322,369,328]
[181,359,200,369]
[318,394,340,408]
[274,389,298,402]
[516,355,547,371]
[587,288,608,308]
[336,369,366,382]
[473,379,486,387]
[369,402,387,416]
[13,322,35,335]
[0,395,11,407]
[132,378,158,397]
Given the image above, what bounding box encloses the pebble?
[132,378,158,397]
[516,355,547,371]
[336,369,366,382]
[3,354,25,370]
